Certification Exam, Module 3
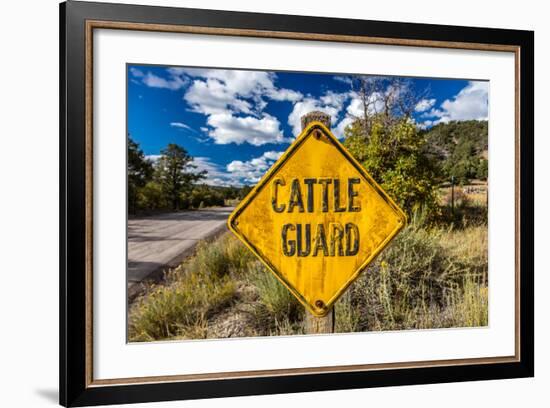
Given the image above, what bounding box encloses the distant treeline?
[423,120,488,184]
[128,136,250,214]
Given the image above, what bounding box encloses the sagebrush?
[129,210,488,341]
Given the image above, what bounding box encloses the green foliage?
[335,212,488,332]
[344,117,439,214]
[238,185,253,200]
[128,234,305,341]
[476,158,489,180]
[128,136,154,214]
[137,181,168,210]
[129,269,236,341]
[247,261,304,324]
[189,184,225,208]
[171,234,256,282]
[155,143,206,210]
[130,223,488,341]
[127,139,249,213]
[424,120,488,183]
[129,234,257,341]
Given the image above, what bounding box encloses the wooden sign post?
[302,112,335,334]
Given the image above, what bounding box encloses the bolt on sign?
[228,122,406,317]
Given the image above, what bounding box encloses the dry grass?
[129,209,488,342]
[128,234,254,341]
[334,216,488,333]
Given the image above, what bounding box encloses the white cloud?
[227,151,284,184]
[417,120,434,129]
[345,94,364,117]
[206,113,287,146]
[287,92,349,136]
[192,157,234,186]
[333,116,354,139]
[183,69,302,115]
[185,79,254,115]
[333,75,353,84]
[129,66,189,90]
[341,90,384,117]
[262,151,284,161]
[331,90,384,138]
[145,154,161,163]
[181,68,304,145]
[415,98,436,112]
[266,87,303,102]
[129,67,144,78]
[427,81,489,124]
[142,71,187,90]
[198,69,302,102]
[198,152,286,186]
[145,155,241,187]
[286,88,391,138]
[170,122,193,130]
[320,91,348,108]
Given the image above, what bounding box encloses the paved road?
[127,207,234,295]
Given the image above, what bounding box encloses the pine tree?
[155,143,206,210]
[128,136,153,214]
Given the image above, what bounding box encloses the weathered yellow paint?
[228,122,406,317]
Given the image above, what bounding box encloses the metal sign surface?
[228,122,406,316]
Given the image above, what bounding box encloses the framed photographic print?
[60,0,534,406]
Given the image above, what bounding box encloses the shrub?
[438,187,488,227]
[129,268,236,341]
[190,186,225,208]
[178,193,191,210]
[444,276,488,327]
[334,211,488,332]
[443,188,470,208]
[129,234,258,341]
[137,181,167,211]
[344,118,440,215]
[130,223,488,341]
[247,261,304,326]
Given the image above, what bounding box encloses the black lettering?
[271,178,286,213]
[287,179,305,213]
[318,178,332,213]
[312,224,328,256]
[297,224,311,257]
[333,179,346,212]
[303,178,317,213]
[348,178,361,212]
[329,223,344,256]
[282,224,296,256]
[345,223,360,256]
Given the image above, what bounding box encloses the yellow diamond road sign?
[228,122,406,316]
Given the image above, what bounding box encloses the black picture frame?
[60,1,534,406]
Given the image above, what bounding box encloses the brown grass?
[129,208,488,341]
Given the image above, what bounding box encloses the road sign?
[228,121,406,317]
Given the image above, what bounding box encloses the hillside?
[423,120,488,184]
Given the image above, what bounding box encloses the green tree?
[344,117,439,214]
[222,186,240,200]
[341,77,438,214]
[424,120,488,183]
[137,181,167,210]
[238,185,253,200]
[155,143,206,210]
[476,158,488,180]
[443,138,479,183]
[128,136,153,214]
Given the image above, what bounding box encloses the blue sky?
[128,65,488,187]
